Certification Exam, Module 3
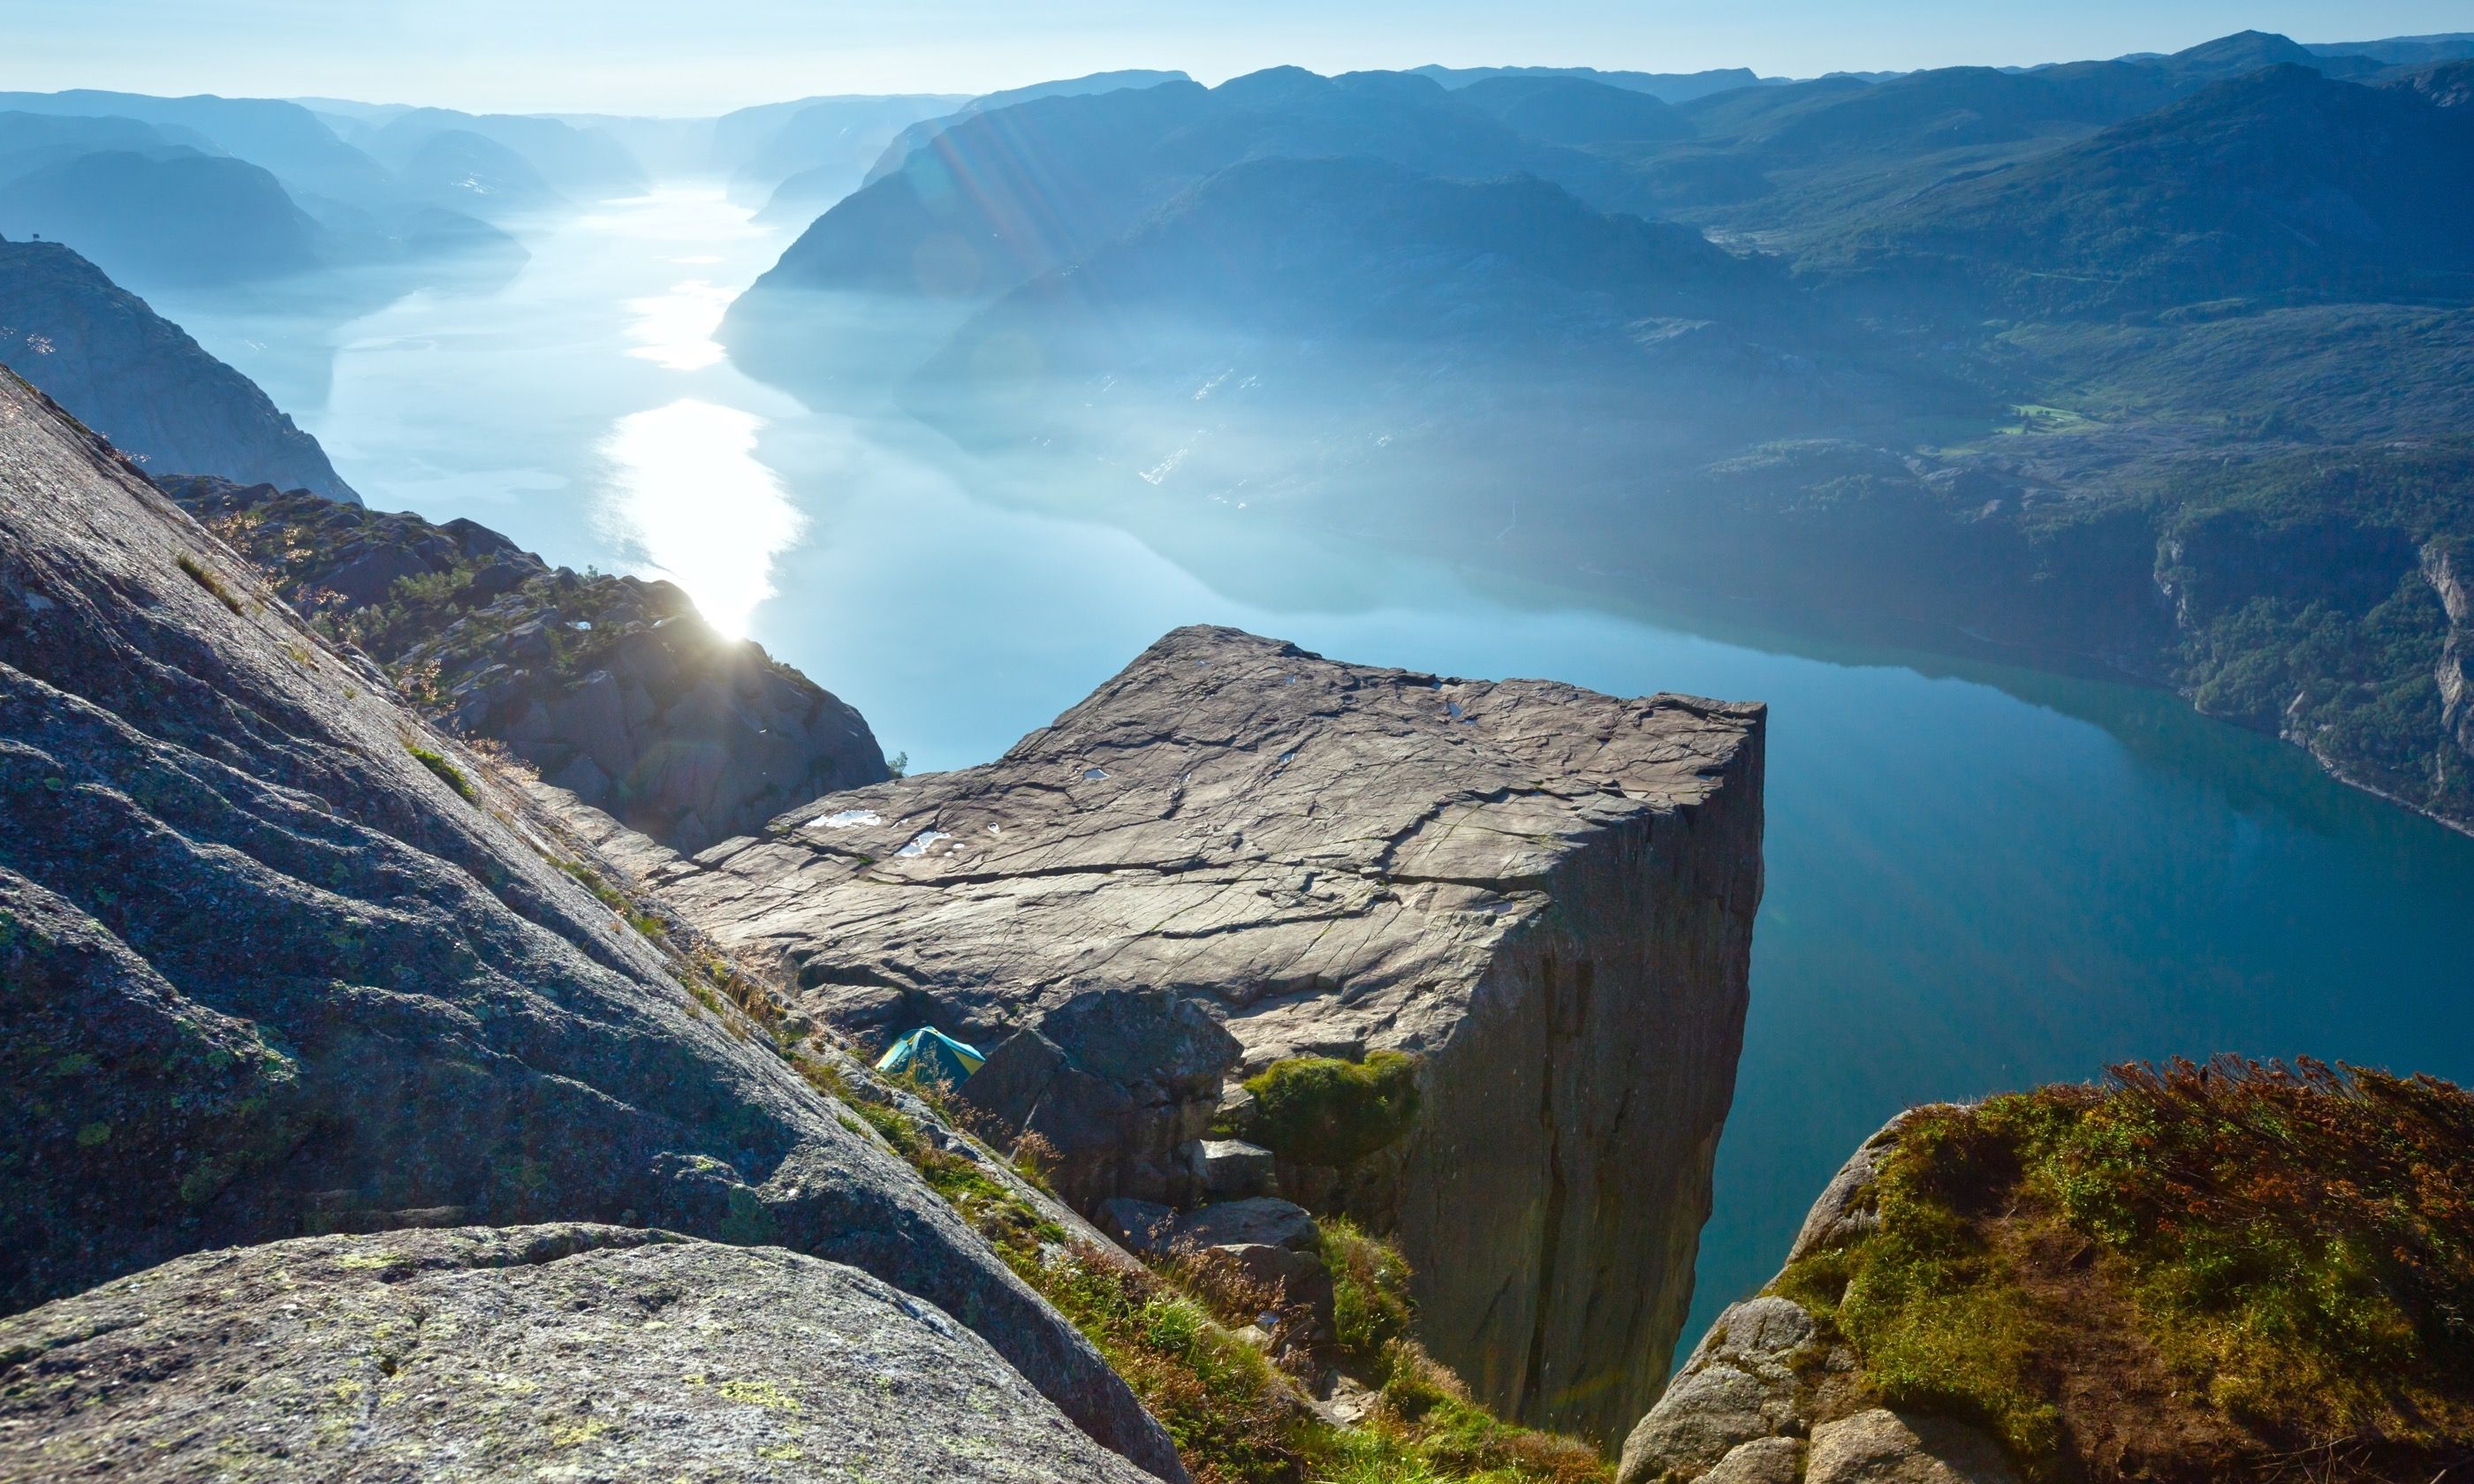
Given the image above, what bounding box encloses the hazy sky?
[2,0,2466,114]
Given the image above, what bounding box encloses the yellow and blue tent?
[876,1026,985,1086]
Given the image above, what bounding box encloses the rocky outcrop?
[0,239,356,499]
[1616,1120,2016,1484]
[0,1223,1162,1484]
[958,987,1244,1212]
[652,624,1767,1444]
[2426,538,2474,768]
[161,476,890,854]
[1621,1062,2474,1483]
[0,375,1176,1479]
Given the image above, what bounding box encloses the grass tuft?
[176,553,245,615]
[405,744,476,802]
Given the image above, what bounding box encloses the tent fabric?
[876,1026,985,1086]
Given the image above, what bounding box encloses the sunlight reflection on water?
[599,398,800,637]
[624,278,733,370]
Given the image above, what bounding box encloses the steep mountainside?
[0,88,400,207]
[0,239,356,498]
[1814,64,2474,312]
[0,371,1178,1478]
[359,106,646,198]
[0,90,523,299]
[855,69,1195,185]
[729,66,1647,375]
[0,111,216,188]
[650,625,1767,1447]
[389,127,567,218]
[162,477,889,852]
[0,149,324,288]
[906,155,1961,541]
[1620,1061,2474,1483]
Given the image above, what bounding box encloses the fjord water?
[173,186,2474,1366]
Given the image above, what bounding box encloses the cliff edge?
[652,624,1766,1445]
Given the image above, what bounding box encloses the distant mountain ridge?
[0,236,356,499]
[1408,64,1778,103]
[1814,63,2474,311]
[0,89,526,299]
[721,33,2474,835]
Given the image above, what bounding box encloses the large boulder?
[0,1224,1161,1484]
[958,988,1243,1211]
[0,376,1177,1480]
[655,623,1767,1443]
[1616,1117,2017,1484]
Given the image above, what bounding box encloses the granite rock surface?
[654,623,1766,1443]
[0,1223,1162,1484]
[0,375,1176,1479]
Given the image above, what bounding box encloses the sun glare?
[599,398,801,637]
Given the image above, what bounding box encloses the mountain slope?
[0,149,323,288]
[363,106,644,198]
[0,370,1180,1479]
[0,111,216,190]
[903,155,1960,544]
[1453,75,1694,146]
[0,238,355,498]
[1817,65,2474,312]
[162,478,888,852]
[741,68,1642,314]
[391,126,568,218]
[0,89,398,207]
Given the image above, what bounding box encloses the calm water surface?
[166,186,2474,1365]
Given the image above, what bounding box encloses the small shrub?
[1238,1050,1421,1167]
[175,553,244,615]
[1323,1218,1415,1365]
[405,744,475,802]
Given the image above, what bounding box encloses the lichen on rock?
[0,1224,1165,1484]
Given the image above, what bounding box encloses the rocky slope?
[650,624,1767,1446]
[1618,1061,2474,1484]
[0,238,356,499]
[0,371,1177,1479]
[160,476,888,854]
[0,1224,1159,1484]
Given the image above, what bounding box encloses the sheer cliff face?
[653,624,1767,1445]
[0,376,1178,1480]
[0,240,357,501]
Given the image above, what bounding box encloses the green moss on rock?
[1234,1050,1421,1168]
